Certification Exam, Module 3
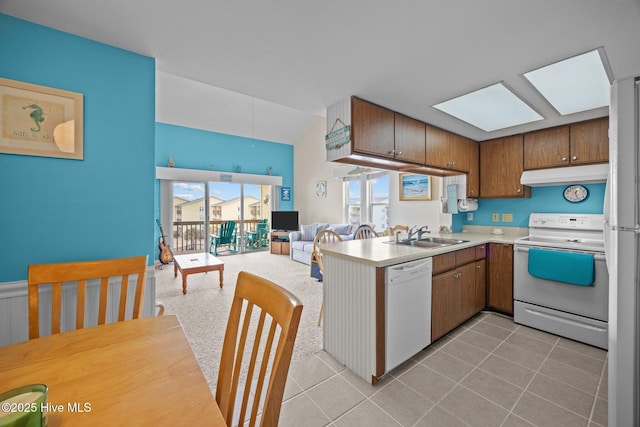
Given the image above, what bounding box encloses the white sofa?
[289,223,356,265]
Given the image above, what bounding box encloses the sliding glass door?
[171,181,272,255]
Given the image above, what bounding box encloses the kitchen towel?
[528,248,595,286]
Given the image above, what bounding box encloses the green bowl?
[0,385,48,427]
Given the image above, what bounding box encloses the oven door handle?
[514,245,606,260]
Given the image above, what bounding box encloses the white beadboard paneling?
[0,267,156,347]
[323,254,376,382]
[326,98,352,162]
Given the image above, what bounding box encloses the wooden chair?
[354,224,379,239]
[216,271,303,427]
[27,255,148,340]
[389,224,409,240]
[210,221,237,256]
[311,229,343,326]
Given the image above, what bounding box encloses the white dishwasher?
[385,257,432,372]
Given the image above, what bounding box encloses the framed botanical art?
[399,173,431,201]
[0,78,83,160]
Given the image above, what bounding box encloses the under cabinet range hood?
[520,164,609,187]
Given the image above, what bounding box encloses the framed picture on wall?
[0,78,84,160]
[399,173,431,201]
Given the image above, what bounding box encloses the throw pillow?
[300,224,318,241]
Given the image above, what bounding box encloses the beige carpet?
[154,250,323,393]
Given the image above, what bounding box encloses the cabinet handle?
[516,188,522,193]
[387,149,395,155]
[476,265,481,269]
[561,157,568,161]
[396,151,402,156]
[572,155,577,160]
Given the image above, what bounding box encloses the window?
[344,173,389,231]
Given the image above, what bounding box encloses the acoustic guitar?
[156,219,174,264]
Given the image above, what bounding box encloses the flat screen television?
[271,211,299,231]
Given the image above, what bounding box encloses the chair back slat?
[27,255,148,339]
[216,271,303,427]
[75,280,87,331]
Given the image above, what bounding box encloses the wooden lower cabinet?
[431,269,458,341]
[431,245,486,341]
[487,243,514,314]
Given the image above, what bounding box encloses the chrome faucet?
[408,225,431,240]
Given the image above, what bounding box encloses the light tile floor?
[280,312,608,427]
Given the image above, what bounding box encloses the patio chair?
[210,221,237,256]
[245,219,269,249]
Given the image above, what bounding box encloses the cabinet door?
[570,117,609,165]
[458,263,477,322]
[487,243,513,314]
[351,97,395,159]
[474,259,486,313]
[449,134,471,172]
[425,124,452,169]
[480,135,530,198]
[523,126,570,169]
[394,113,426,164]
[467,140,480,198]
[432,270,457,341]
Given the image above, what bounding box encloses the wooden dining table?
[0,315,226,426]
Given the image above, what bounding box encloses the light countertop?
[320,227,528,268]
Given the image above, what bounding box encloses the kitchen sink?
[384,237,469,249]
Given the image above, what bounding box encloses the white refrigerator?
[606,74,640,427]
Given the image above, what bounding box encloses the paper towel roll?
[457,199,478,211]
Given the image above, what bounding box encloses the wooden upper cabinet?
[466,139,480,198]
[351,97,395,159]
[425,125,470,172]
[425,125,452,169]
[524,125,570,169]
[480,135,530,198]
[570,117,609,165]
[523,117,609,170]
[394,113,426,164]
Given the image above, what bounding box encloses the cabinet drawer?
[455,247,476,266]
[432,252,456,275]
[475,244,486,260]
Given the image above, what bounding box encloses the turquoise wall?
[155,122,295,214]
[0,15,156,282]
[452,183,606,231]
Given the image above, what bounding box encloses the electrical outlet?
[467,212,473,221]
[502,213,513,222]
[491,212,499,222]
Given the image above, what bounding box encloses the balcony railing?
[171,219,265,254]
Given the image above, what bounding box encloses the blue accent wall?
[0,14,156,282]
[452,183,606,231]
[155,122,295,213]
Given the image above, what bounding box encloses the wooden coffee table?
[173,252,224,294]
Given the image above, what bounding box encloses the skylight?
[433,83,543,132]
[523,49,610,115]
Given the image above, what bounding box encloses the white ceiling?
[3,1,640,144]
